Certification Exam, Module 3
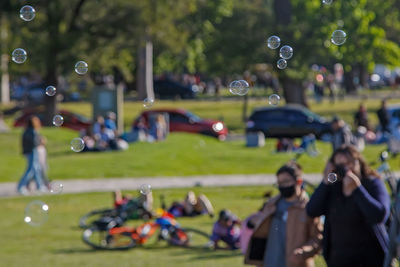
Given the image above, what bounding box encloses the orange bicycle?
[82,210,210,250]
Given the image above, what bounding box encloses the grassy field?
[0,98,399,182]
[0,128,395,183]
[0,185,327,267]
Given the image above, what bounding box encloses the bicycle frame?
[108,211,180,245]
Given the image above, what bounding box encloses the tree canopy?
[1,0,400,107]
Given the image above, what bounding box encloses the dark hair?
[329,145,380,179]
[27,115,41,130]
[276,162,303,181]
[218,209,232,221]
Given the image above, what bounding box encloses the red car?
[133,108,228,140]
[14,108,91,131]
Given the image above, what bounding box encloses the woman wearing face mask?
[306,145,390,267]
[245,163,322,267]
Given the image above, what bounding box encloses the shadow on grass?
[52,248,103,254]
[167,247,243,261]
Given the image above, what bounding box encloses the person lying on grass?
[167,191,214,218]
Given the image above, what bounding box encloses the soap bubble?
[70,138,85,152]
[49,182,63,194]
[236,80,250,96]
[279,45,293,60]
[269,94,280,106]
[12,48,27,64]
[75,61,88,75]
[322,0,333,5]
[277,59,287,70]
[139,184,152,195]
[327,173,338,183]
[229,80,249,95]
[229,80,241,95]
[331,30,347,45]
[20,5,36,22]
[24,200,49,226]
[143,98,154,108]
[267,36,281,49]
[52,115,64,127]
[45,86,56,96]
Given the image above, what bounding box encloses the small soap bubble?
[268,94,280,106]
[24,200,49,226]
[52,115,64,127]
[70,138,85,152]
[277,59,287,70]
[12,48,27,64]
[327,173,338,183]
[267,36,281,49]
[20,5,36,21]
[139,184,152,195]
[143,98,154,108]
[75,61,88,75]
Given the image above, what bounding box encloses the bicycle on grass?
[82,209,210,250]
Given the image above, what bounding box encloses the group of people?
[206,145,392,266]
[80,112,128,152]
[122,113,168,143]
[330,99,400,153]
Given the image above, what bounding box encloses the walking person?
[17,116,47,194]
[306,145,390,267]
[244,163,322,267]
[354,103,370,130]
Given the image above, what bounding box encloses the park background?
[1,0,400,266]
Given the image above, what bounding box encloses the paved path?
[3,172,398,198]
[0,173,325,198]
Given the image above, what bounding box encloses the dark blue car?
[246,104,331,139]
[154,79,196,99]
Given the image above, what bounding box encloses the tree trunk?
[274,0,292,24]
[136,38,154,100]
[359,63,369,89]
[242,94,248,122]
[0,15,9,104]
[1,54,9,104]
[43,2,59,126]
[282,77,308,107]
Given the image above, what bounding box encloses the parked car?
[246,104,331,139]
[14,108,91,131]
[133,108,228,140]
[154,79,196,99]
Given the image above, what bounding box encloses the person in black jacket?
[17,116,46,194]
[306,145,390,267]
[377,99,390,133]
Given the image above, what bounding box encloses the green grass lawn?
[0,98,399,182]
[0,128,394,182]
[0,185,327,267]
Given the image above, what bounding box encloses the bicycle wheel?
[172,228,211,249]
[79,209,117,229]
[82,227,136,250]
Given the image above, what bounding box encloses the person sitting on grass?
[244,162,322,267]
[210,209,241,250]
[167,191,214,218]
[112,190,153,220]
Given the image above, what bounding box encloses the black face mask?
[278,185,296,198]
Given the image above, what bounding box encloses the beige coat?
[244,192,322,267]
